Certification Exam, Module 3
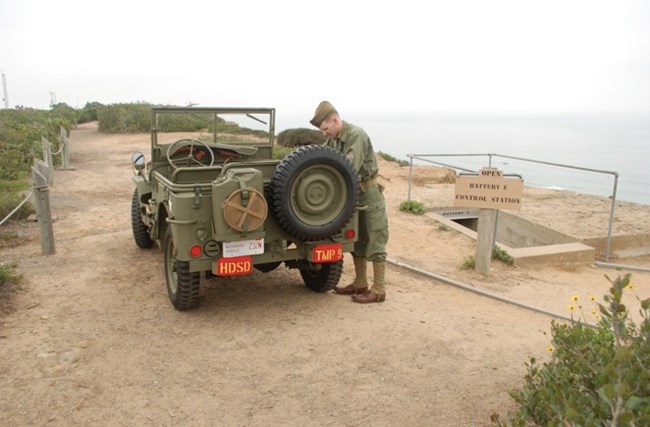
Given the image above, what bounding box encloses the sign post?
[453,168,523,275]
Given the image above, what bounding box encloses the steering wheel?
[166,138,215,170]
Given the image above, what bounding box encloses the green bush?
[492,274,650,426]
[492,245,514,265]
[97,103,273,138]
[77,101,103,123]
[459,246,513,270]
[399,200,425,215]
[0,109,63,180]
[97,102,152,133]
[459,256,475,270]
[272,144,294,160]
[0,181,33,220]
[276,128,325,147]
[0,108,73,221]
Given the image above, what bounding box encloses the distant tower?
[50,91,57,107]
[1,70,8,108]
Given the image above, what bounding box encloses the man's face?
[319,116,341,138]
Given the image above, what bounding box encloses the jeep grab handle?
[166,218,198,225]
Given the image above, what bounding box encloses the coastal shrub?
[272,145,294,160]
[399,200,425,215]
[459,247,513,270]
[97,103,272,138]
[0,108,75,221]
[492,245,514,265]
[377,151,409,166]
[77,101,104,123]
[491,274,650,426]
[0,181,34,221]
[276,128,325,147]
[460,256,475,270]
[97,102,152,133]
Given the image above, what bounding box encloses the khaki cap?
[310,100,338,128]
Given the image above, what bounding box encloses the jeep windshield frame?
[150,106,276,152]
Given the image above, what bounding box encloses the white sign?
[223,238,264,258]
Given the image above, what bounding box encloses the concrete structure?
[431,208,597,265]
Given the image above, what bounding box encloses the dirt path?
[1,122,649,426]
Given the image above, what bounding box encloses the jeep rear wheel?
[131,189,154,249]
[300,260,343,292]
[269,145,359,241]
[164,227,200,310]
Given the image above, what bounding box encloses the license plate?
[222,238,264,258]
[215,256,253,276]
[312,243,343,263]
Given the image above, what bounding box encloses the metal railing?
[406,153,619,261]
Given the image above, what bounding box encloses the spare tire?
[269,145,359,241]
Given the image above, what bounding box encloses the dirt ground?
[1,122,649,426]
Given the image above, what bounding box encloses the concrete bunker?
[431,208,596,265]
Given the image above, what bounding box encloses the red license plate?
[215,256,253,276]
[312,243,343,263]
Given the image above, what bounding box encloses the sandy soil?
[1,122,649,426]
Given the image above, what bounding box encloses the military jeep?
[131,107,359,310]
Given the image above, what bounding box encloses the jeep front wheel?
[131,189,154,249]
[164,227,200,310]
[300,260,343,292]
[269,145,359,241]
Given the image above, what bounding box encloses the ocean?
[276,112,649,206]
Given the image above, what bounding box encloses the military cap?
[310,100,338,128]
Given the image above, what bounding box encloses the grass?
[459,245,514,270]
[0,261,22,312]
[377,151,409,166]
[0,230,21,249]
[399,200,426,215]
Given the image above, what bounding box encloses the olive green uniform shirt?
[324,121,388,262]
[324,121,379,182]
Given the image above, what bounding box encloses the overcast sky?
[1,0,649,116]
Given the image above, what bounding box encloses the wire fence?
[0,126,72,254]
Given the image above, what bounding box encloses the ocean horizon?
[276,111,649,206]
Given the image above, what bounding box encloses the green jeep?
[130,107,359,310]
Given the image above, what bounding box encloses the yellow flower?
[589,295,595,301]
[591,309,597,316]
[547,345,554,352]
[567,304,575,311]
[571,295,579,302]
[626,283,634,289]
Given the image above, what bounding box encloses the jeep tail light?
[190,245,203,258]
[345,229,356,240]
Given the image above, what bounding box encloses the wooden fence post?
[31,165,55,255]
[40,137,54,185]
[60,127,73,170]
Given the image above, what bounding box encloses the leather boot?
[352,261,386,303]
[333,256,368,295]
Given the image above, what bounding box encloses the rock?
[58,350,81,364]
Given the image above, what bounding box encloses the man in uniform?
[310,101,389,303]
